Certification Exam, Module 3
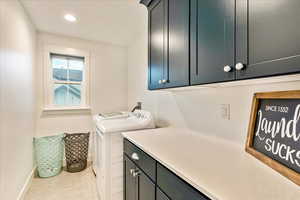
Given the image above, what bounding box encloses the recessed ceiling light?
[64,14,77,22]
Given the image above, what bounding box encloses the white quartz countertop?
[122,128,300,200]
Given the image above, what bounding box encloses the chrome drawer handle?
[130,169,135,175]
[131,152,139,161]
[129,168,140,177]
[132,169,141,177]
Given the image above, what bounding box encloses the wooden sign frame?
[246,90,300,186]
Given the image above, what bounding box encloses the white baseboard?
[17,166,36,200]
[16,157,91,199]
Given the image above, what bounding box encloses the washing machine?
[92,110,155,200]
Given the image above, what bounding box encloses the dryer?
[92,110,155,200]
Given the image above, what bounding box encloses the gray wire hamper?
[64,132,90,173]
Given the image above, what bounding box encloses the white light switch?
[220,104,230,120]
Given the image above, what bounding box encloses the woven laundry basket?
[34,134,64,178]
[64,132,90,173]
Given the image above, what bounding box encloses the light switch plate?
[220,104,230,120]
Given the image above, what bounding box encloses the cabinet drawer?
[124,139,156,181]
[157,163,210,200]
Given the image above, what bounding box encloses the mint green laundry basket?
[34,134,64,178]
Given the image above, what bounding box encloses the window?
[44,46,90,111]
[51,54,84,106]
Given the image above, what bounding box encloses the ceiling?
[20,0,147,46]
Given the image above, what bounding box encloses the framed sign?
[246,90,300,186]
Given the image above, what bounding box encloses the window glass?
[54,84,81,106]
[54,83,68,106]
[52,57,68,81]
[69,59,83,82]
[51,54,84,107]
[67,84,81,105]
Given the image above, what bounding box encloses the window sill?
[42,106,91,115]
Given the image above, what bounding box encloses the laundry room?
[1,0,300,200]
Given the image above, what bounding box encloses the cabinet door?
[138,171,155,200]
[157,163,210,200]
[124,156,155,200]
[157,188,170,200]
[148,0,168,90]
[163,0,190,88]
[236,0,300,79]
[124,156,137,200]
[190,0,235,85]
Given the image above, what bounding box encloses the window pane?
[69,59,83,82]
[52,57,68,81]
[54,84,68,106]
[54,84,81,106]
[67,84,81,105]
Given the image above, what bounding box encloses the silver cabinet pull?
[131,152,139,161]
[159,79,168,84]
[132,169,141,177]
[130,168,140,177]
[223,65,232,72]
[130,169,135,175]
[235,63,245,71]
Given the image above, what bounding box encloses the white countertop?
[122,128,300,200]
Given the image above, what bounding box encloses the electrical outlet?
[220,104,230,120]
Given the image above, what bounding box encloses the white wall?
[0,0,37,199]
[127,10,300,146]
[36,32,128,137]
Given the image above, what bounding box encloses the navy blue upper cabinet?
[236,0,300,79]
[164,0,190,88]
[190,0,235,85]
[147,0,167,89]
[142,0,300,89]
[143,0,189,90]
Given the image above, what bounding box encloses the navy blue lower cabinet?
[123,139,211,200]
[124,156,138,200]
[157,188,170,200]
[124,155,155,200]
[139,170,155,200]
[124,139,156,182]
[157,163,210,200]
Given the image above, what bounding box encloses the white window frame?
[43,45,90,111]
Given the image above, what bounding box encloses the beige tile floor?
[24,165,98,200]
